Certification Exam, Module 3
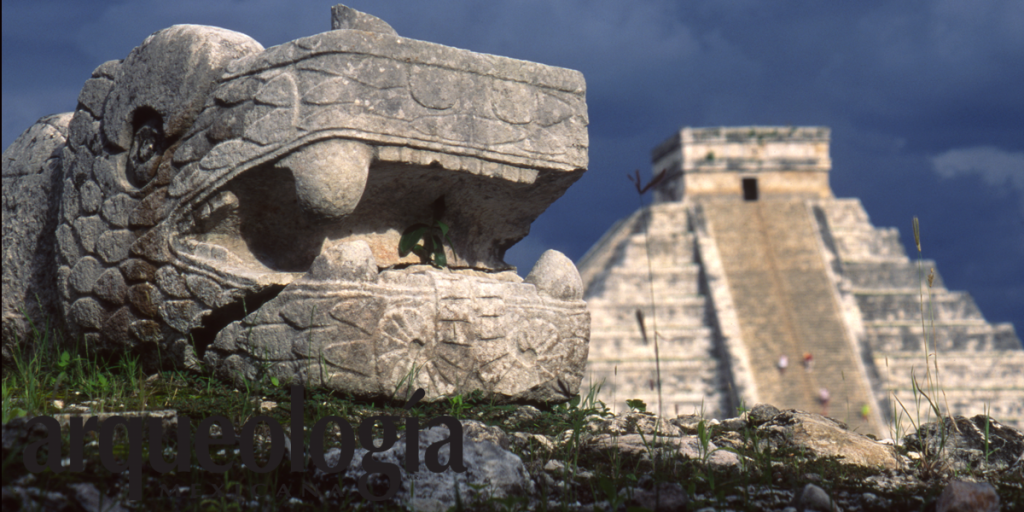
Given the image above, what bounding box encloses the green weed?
[399,196,454,268]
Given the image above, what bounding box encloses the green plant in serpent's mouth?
[399,195,454,268]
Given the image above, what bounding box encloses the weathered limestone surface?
[904,414,1024,473]
[2,114,73,361]
[580,203,733,419]
[758,409,898,470]
[1,5,590,404]
[815,197,1024,427]
[207,242,589,403]
[579,126,1023,433]
[650,126,832,202]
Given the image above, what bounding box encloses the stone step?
[841,260,944,289]
[880,351,1024,430]
[578,213,643,288]
[863,322,1020,352]
[645,203,692,233]
[587,353,718,365]
[876,351,1024,390]
[615,233,697,267]
[585,359,725,417]
[855,291,984,322]
[589,326,713,338]
[588,333,715,361]
[819,198,873,229]
[590,318,707,332]
[587,295,707,306]
[586,266,702,299]
[830,228,907,261]
[579,201,726,417]
[587,360,721,383]
[589,328,713,343]
[589,326,713,344]
[587,393,725,418]
[588,300,708,329]
[886,388,1024,428]
[618,208,693,238]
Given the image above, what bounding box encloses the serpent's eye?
[127,110,165,188]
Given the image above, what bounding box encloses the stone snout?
[203,241,591,405]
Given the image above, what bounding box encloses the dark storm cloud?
[3,0,1021,335]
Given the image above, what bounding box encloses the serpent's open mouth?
[171,135,567,311]
[177,161,323,285]
[173,139,367,287]
[171,138,592,402]
[170,137,569,361]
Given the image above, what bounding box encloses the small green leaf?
[399,224,430,256]
[271,376,280,387]
[398,214,453,268]
[626,398,647,413]
[422,234,437,256]
[598,476,617,500]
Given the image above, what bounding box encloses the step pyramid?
[579,127,1024,437]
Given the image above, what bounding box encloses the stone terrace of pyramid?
[578,126,1024,436]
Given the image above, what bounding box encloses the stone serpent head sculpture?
[2,5,590,404]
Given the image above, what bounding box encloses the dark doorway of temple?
[743,177,758,201]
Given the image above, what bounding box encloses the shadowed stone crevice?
[2,113,73,369]
[189,284,285,359]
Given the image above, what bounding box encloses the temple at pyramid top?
[650,126,833,202]
[579,125,1023,436]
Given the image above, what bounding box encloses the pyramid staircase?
[701,199,881,434]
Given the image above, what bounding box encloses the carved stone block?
[2,5,590,404]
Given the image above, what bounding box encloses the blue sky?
[3,0,1022,339]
